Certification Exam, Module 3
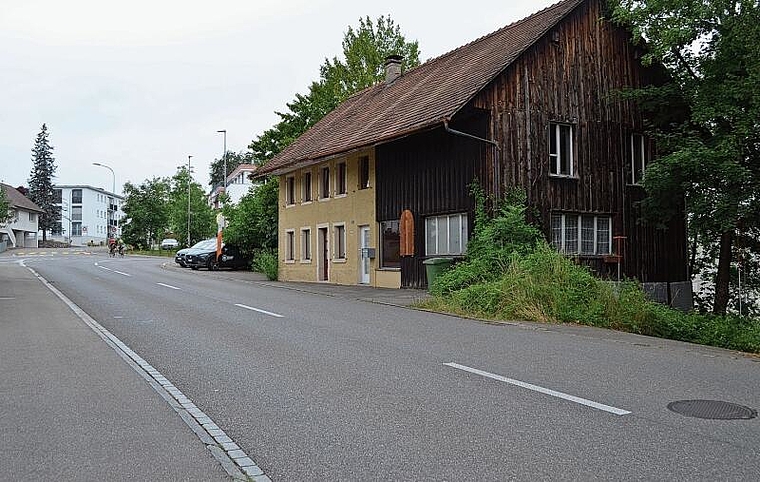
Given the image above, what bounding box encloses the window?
[72,222,82,236]
[334,224,346,260]
[72,206,82,221]
[380,220,400,268]
[71,189,82,204]
[53,189,62,203]
[425,213,468,256]
[301,228,311,261]
[285,176,295,205]
[336,162,347,195]
[285,230,295,261]
[320,166,330,199]
[631,133,646,184]
[359,156,370,189]
[302,171,312,202]
[29,212,36,222]
[549,122,574,176]
[551,213,611,255]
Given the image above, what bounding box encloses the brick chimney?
[384,54,403,85]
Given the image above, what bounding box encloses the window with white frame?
[334,224,346,260]
[72,206,82,221]
[301,228,311,261]
[336,162,347,195]
[631,133,646,184]
[302,171,312,202]
[549,122,574,176]
[320,166,330,199]
[551,213,611,255]
[29,212,36,222]
[425,213,468,256]
[285,176,296,205]
[285,230,295,261]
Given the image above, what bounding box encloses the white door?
[359,226,370,284]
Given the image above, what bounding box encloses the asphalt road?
[22,251,760,480]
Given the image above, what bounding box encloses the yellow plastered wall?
[278,149,400,288]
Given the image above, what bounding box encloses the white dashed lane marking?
[444,362,631,416]
[157,283,181,290]
[235,303,284,318]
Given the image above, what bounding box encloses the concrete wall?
[277,149,401,289]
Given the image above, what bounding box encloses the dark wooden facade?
[377,0,687,288]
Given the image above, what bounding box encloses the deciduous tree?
[612,0,760,314]
[120,177,171,249]
[169,167,215,246]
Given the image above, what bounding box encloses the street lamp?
[92,162,116,239]
[187,155,192,247]
[216,129,227,193]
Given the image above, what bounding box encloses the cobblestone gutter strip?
[26,264,272,482]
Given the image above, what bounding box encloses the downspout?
[443,119,501,200]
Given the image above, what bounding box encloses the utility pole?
[187,155,192,247]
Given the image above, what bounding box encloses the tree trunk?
[713,230,734,314]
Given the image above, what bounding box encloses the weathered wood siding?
[472,0,687,282]
[376,114,491,288]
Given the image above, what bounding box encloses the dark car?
[175,239,216,267]
[186,243,250,271]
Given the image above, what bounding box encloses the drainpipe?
[443,119,501,200]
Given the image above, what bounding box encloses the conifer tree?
[28,124,61,242]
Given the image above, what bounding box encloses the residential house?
[255,0,690,306]
[0,183,43,249]
[223,164,261,205]
[52,185,124,245]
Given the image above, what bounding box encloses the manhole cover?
[667,400,757,420]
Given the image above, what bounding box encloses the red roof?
[258,0,584,176]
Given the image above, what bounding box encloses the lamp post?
[187,155,192,247]
[92,162,116,239]
[216,129,227,194]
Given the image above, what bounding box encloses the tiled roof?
[1,183,44,213]
[258,0,584,176]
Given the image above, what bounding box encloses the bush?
[252,249,278,280]
[423,185,760,353]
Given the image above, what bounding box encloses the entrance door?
[318,227,329,281]
[359,226,370,284]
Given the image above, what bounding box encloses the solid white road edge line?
[444,362,631,416]
[157,282,181,290]
[235,303,284,318]
[24,264,268,480]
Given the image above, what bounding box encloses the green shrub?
[252,249,278,280]
[422,184,760,353]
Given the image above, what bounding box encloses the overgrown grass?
[420,186,760,354]
[252,249,278,280]
[129,249,177,257]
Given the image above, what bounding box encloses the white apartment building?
[208,164,260,208]
[52,185,124,245]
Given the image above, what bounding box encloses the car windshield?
[192,239,216,249]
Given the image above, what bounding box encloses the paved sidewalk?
[0,261,232,481]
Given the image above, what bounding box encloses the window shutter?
[399,210,415,256]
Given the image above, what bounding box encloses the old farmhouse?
[256,0,690,305]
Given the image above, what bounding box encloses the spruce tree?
[28,124,61,242]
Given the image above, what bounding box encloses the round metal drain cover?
[667,400,757,420]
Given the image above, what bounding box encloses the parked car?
[160,238,179,250]
[186,243,250,271]
[175,238,216,267]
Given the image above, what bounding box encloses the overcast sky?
[0,0,555,194]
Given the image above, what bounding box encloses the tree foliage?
[611,0,760,314]
[27,124,61,241]
[120,177,170,249]
[0,187,11,225]
[222,177,278,255]
[208,150,257,188]
[249,15,421,162]
[169,167,215,246]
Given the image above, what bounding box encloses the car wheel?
[191,266,198,270]
[207,257,218,271]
